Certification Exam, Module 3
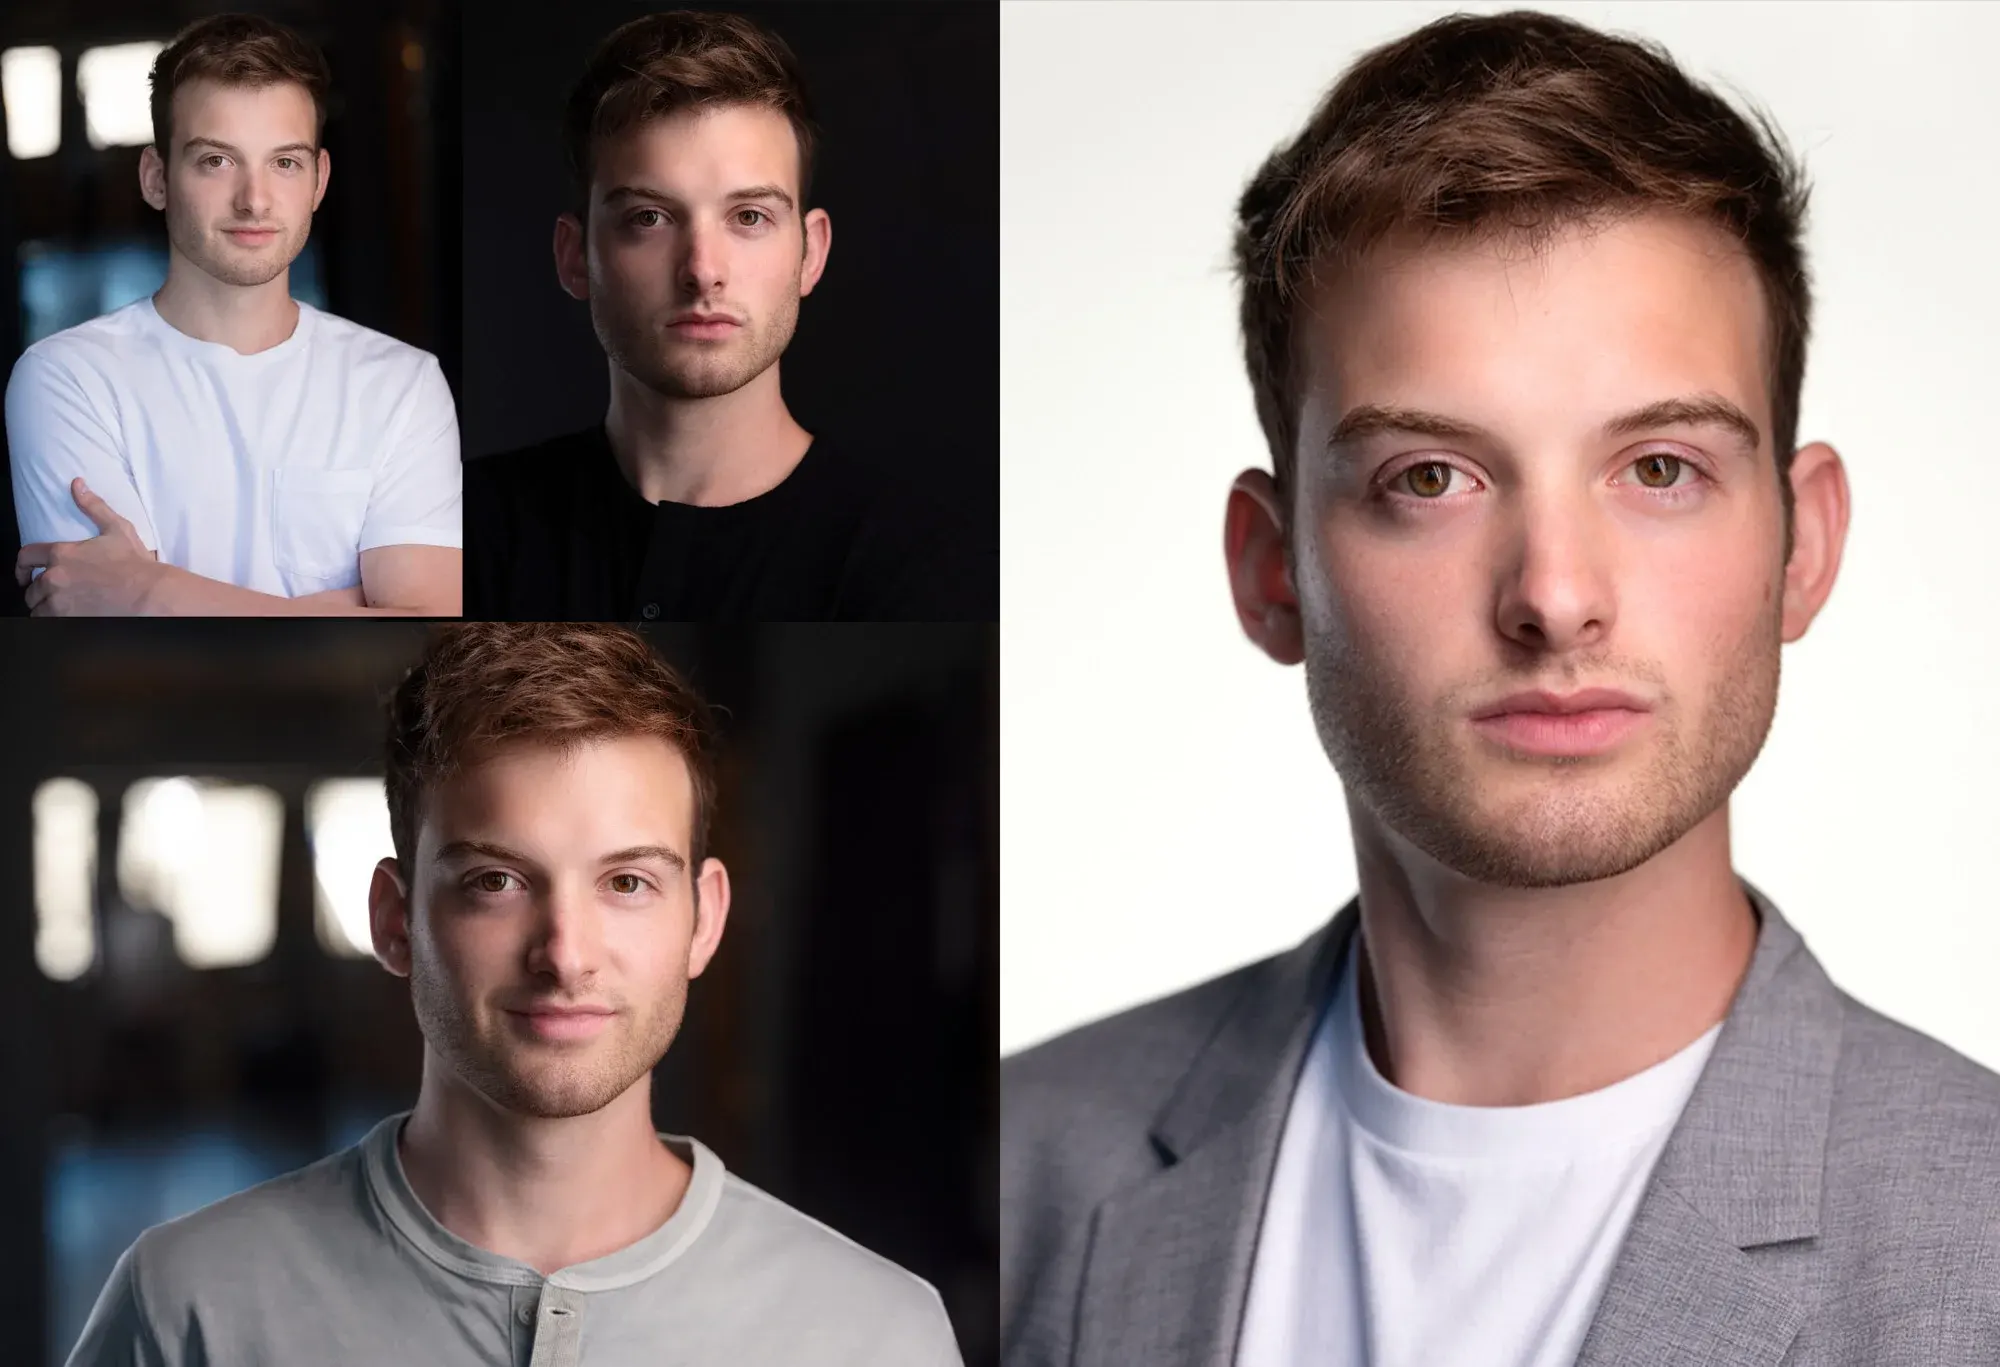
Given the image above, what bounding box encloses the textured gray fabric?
[66,1112,962,1367]
[1001,886,2000,1365]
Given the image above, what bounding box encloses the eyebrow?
[432,839,686,873]
[600,183,795,212]
[182,137,316,157]
[1326,393,1763,456]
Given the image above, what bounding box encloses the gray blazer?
[1001,887,2000,1365]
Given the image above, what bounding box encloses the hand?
[16,479,165,616]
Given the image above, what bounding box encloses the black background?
[459,0,1000,530]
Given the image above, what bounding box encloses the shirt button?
[517,1303,533,1325]
[640,602,660,620]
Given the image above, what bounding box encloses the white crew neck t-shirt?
[6,297,461,598]
[1237,938,1721,1367]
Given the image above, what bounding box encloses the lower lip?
[668,321,738,340]
[1471,708,1649,758]
[508,1011,614,1041]
[225,230,277,246]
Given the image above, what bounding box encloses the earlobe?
[368,857,414,978]
[1225,469,1306,665]
[553,214,589,302]
[686,858,732,979]
[138,147,166,212]
[1778,441,1850,643]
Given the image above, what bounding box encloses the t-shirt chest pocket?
[271,467,374,586]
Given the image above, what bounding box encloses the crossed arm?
[15,478,461,617]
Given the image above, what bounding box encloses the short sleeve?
[358,354,461,552]
[63,1239,175,1367]
[5,349,160,550]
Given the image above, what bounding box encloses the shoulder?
[302,306,438,372]
[122,1144,369,1310]
[467,428,601,496]
[1827,991,2000,1223]
[1004,950,1279,1140]
[711,1173,949,1324]
[8,305,149,396]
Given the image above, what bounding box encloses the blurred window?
[118,778,283,969]
[20,239,325,346]
[33,778,98,981]
[1,46,61,159]
[75,42,163,149]
[306,778,392,958]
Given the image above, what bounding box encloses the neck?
[1349,801,1755,1107]
[397,1053,690,1276]
[152,252,300,355]
[604,360,811,506]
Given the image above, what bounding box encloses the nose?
[232,165,271,220]
[523,880,603,985]
[1492,482,1616,655]
[676,216,726,298]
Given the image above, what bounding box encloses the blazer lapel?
[1075,904,1357,1367]
[1574,885,1840,1367]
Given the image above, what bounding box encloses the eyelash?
[627,208,773,230]
[1375,450,1713,506]
[461,871,658,899]
[197,156,302,171]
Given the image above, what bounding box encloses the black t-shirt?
[464,427,995,621]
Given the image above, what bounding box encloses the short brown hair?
[1234,10,1810,520]
[563,10,818,218]
[384,623,720,878]
[149,14,331,155]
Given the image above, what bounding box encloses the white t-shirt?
[5,297,461,598]
[1237,938,1720,1367]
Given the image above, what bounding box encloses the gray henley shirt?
[63,1112,964,1366]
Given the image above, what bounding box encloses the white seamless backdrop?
[1001,0,2000,1063]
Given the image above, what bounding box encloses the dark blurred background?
[0,0,462,616]
[460,0,998,504]
[0,619,997,1366]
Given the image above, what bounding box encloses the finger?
[71,479,130,536]
[16,544,54,586]
[23,574,50,614]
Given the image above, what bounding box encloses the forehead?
[169,77,317,149]
[1296,212,1771,447]
[419,734,695,852]
[591,102,800,198]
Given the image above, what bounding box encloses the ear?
[1779,440,1849,642]
[554,213,590,301]
[1225,468,1304,665]
[685,857,732,980]
[139,145,168,212]
[798,207,831,298]
[311,146,331,212]
[369,857,414,978]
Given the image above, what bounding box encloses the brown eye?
[1633,453,1683,488]
[1402,462,1453,498]
[474,871,512,894]
[608,874,644,896]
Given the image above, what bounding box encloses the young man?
[65,623,961,1365]
[1002,13,2000,1367]
[5,14,460,616]
[464,10,986,621]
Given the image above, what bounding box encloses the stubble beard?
[593,266,801,401]
[165,198,307,289]
[1301,592,1783,889]
[407,953,688,1120]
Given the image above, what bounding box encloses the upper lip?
[667,312,740,326]
[509,1004,616,1017]
[1472,688,1650,719]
